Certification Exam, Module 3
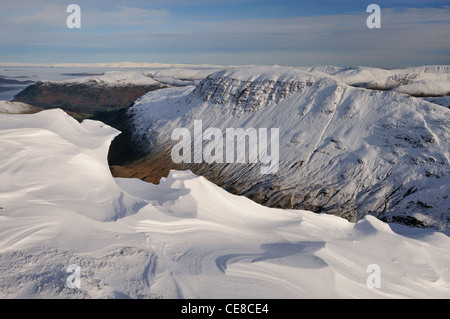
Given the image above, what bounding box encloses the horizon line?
[1,61,449,70]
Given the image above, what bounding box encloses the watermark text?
[171,120,279,175]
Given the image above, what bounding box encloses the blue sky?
[0,0,449,67]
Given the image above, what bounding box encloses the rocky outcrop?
[192,69,316,111]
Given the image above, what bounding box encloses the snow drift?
[0,109,144,221]
[0,109,449,298]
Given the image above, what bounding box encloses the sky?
[0,0,449,68]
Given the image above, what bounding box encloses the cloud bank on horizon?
[0,0,449,67]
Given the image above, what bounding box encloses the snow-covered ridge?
[1,109,450,299]
[192,67,322,112]
[146,68,223,86]
[41,71,162,87]
[306,65,450,97]
[129,65,450,229]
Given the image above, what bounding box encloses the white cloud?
[83,6,172,27]
[0,4,449,66]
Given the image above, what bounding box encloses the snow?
[15,68,222,90]
[0,101,39,114]
[422,96,450,108]
[394,80,450,97]
[0,109,449,299]
[31,69,222,89]
[2,62,448,96]
[0,109,143,222]
[304,65,393,87]
[54,71,162,87]
[307,65,450,97]
[0,65,221,101]
[146,68,223,86]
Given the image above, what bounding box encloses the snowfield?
[0,109,449,299]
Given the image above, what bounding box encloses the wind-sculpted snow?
[0,109,145,222]
[1,109,450,298]
[129,66,450,229]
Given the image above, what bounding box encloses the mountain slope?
[127,66,450,229]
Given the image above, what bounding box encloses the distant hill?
[13,71,169,119]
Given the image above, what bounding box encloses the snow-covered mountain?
[56,71,163,87]
[128,66,450,229]
[305,65,450,103]
[146,68,223,86]
[1,109,449,299]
